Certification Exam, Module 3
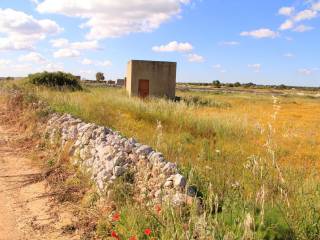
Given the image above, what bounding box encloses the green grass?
[1,79,320,239]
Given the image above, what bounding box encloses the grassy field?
[1,79,320,239]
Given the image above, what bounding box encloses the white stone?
[162,162,177,175]
[164,180,173,188]
[173,174,186,189]
[149,152,165,163]
[172,193,187,206]
[113,152,127,166]
[105,160,116,173]
[113,166,125,177]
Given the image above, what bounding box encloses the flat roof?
[129,60,177,64]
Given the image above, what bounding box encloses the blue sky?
[0,0,319,86]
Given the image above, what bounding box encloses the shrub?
[28,71,82,90]
[183,95,231,108]
[234,82,241,87]
[212,80,221,88]
[96,72,105,82]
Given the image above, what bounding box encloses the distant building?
[107,80,116,85]
[116,79,125,86]
[126,60,176,99]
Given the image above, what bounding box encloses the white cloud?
[19,52,46,63]
[284,53,294,58]
[240,28,278,39]
[50,38,69,48]
[298,68,312,75]
[41,62,64,71]
[213,64,222,69]
[53,48,80,58]
[51,38,99,58]
[152,41,193,52]
[279,19,294,30]
[71,40,99,50]
[81,58,93,65]
[312,2,320,11]
[0,59,64,76]
[294,9,317,22]
[0,59,11,65]
[97,60,112,67]
[79,70,95,80]
[293,24,314,32]
[279,7,295,16]
[0,8,62,51]
[4,63,32,72]
[279,3,320,33]
[30,0,40,4]
[187,53,204,63]
[51,38,100,50]
[219,41,240,46]
[81,58,112,67]
[37,0,191,40]
[248,64,261,72]
[213,64,226,73]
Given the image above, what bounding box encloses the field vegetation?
[28,71,82,90]
[1,78,320,239]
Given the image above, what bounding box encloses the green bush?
[182,95,231,108]
[28,71,82,90]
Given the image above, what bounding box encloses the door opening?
[138,79,149,98]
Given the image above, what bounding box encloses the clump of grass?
[28,71,82,90]
[182,94,231,108]
[2,80,320,239]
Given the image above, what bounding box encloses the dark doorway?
[138,79,149,98]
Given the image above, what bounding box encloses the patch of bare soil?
[0,100,79,240]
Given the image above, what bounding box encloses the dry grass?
[2,80,320,239]
[179,90,320,171]
[20,84,320,180]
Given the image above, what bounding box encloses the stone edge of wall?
[45,113,197,206]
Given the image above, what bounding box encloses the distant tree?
[243,82,256,88]
[278,84,287,90]
[212,80,221,88]
[226,83,234,87]
[234,82,241,87]
[96,72,105,82]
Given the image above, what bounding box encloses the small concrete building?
[107,80,116,85]
[126,60,176,99]
[116,79,125,87]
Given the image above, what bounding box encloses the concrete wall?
[126,60,176,99]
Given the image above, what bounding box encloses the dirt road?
[0,101,78,240]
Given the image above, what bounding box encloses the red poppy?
[155,205,161,214]
[111,230,120,239]
[144,228,152,236]
[112,212,121,222]
[129,236,138,240]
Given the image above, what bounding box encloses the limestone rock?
[135,145,153,156]
[113,166,125,177]
[173,174,186,189]
[45,112,193,206]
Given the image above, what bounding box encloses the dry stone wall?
[45,113,194,206]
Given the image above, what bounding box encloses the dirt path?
[0,101,78,240]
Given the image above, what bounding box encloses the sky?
[0,0,319,86]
